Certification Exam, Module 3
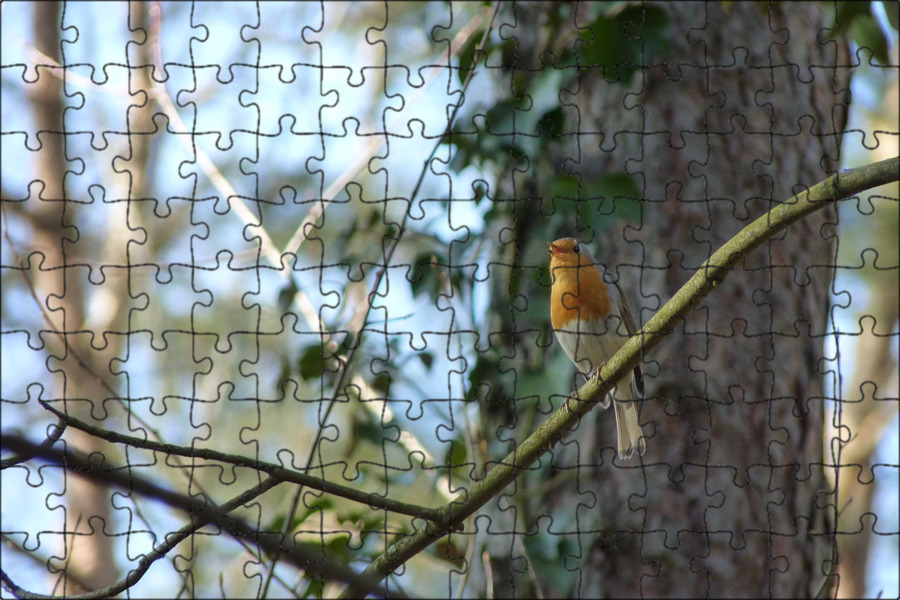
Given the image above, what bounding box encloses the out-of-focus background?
[2,2,896,598]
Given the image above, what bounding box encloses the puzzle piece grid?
[1,2,898,598]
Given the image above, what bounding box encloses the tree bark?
[476,3,849,597]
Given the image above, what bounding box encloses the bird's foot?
[588,362,612,409]
[591,362,607,381]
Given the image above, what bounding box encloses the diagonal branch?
[341,156,900,594]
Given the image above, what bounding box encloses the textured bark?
[476,2,849,597]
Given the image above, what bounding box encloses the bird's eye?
[573,244,580,254]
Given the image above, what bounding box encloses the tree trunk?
[20,1,155,591]
[476,3,848,597]
[28,2,114,592]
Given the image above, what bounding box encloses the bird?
[548,237,646,459]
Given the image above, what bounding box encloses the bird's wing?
[612,280,644,396]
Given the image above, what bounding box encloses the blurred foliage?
[830,1,899,64]
[8,1,895,597]
[441,2,666,429]
[432,7,670,594]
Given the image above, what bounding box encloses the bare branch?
[0,434,406,599]
[31,399,443,522]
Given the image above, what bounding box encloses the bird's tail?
[612,380,646,460]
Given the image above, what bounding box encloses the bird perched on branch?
[548,237,646,459]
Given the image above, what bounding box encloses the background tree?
[452,2,895,597]
[1,2,896,598]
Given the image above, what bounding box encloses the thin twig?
[0,415,65,468]
[0,435,406,599]
[261,4,499,597]
[32,400,443,522]
[2,477,281,600]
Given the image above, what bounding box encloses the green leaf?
[371,371,391,395]
[266,497,335,532]
[457,28,486,86]
[587,172,642,201]
[832,1,874,36]
[409,253,443,298]
[484,100,516,135]
[537,106,565,138]
[631,5,671,59]
[882,0,899,32]
[468,353,510,404]
[445,439,468,466]
[548,172,642,231]
[298,344,326,381]
[473,181,487,204]
[277,277,299,313]
[850,12,890,64]
[355,410,396,444]
[549,173,580,200]
[577,5,671,83]
[829,0,895,64]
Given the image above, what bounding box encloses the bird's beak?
[548,242,561,256]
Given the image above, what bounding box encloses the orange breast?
[550,263,612,329]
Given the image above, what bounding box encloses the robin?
[549,237,646,459]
